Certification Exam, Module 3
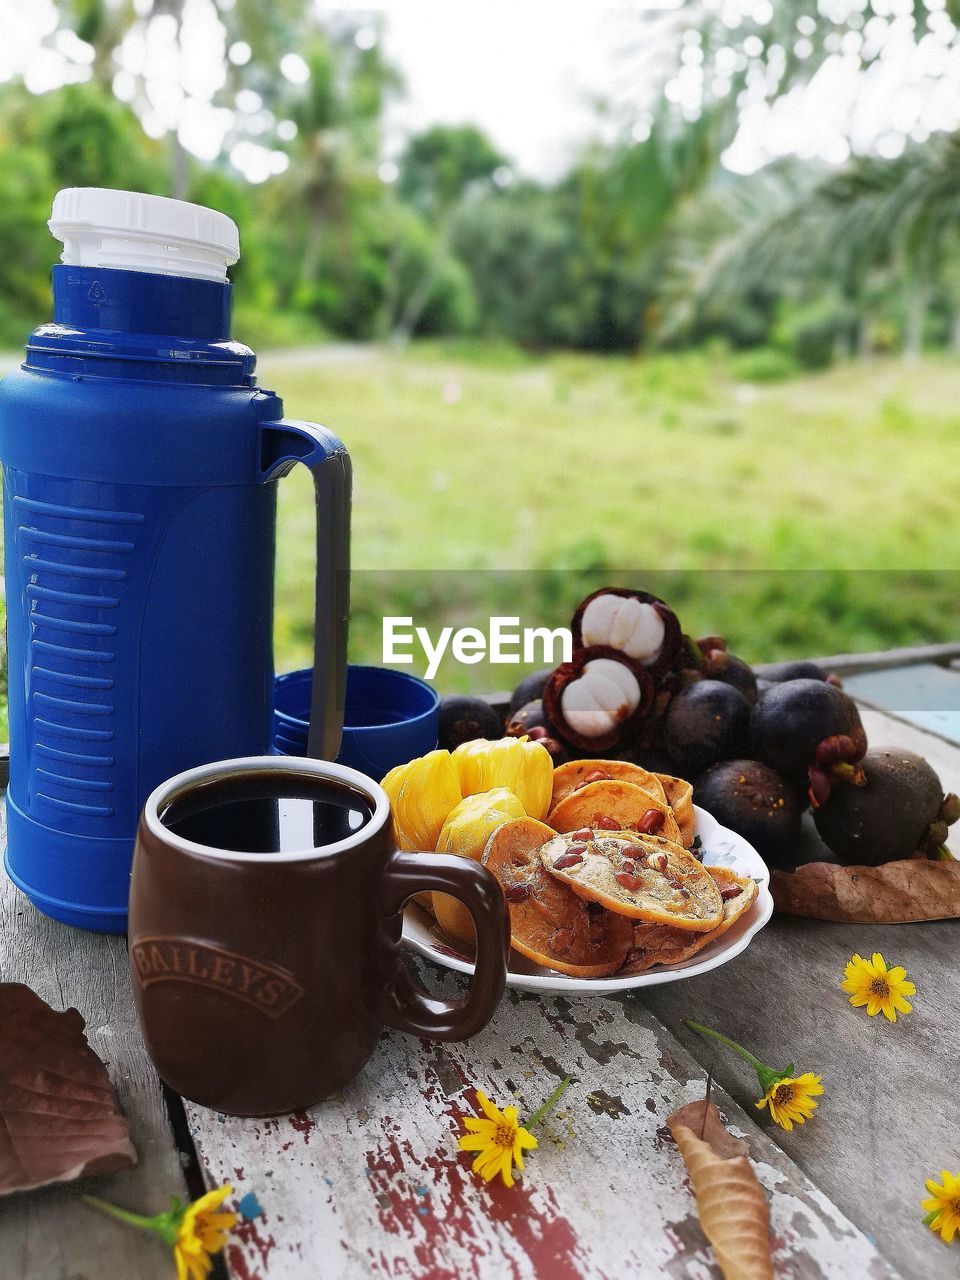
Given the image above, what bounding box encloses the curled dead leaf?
[0,984,136,1195]
[771,859,960,923]
[667,1098,773,1280]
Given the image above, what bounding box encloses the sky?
[373,2,679,179]
[1,1,959,184]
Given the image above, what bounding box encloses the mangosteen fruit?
[757,659,840,687]
[695,759,801,862]
[813,747,959,865]
[505,699,567,760]
[508,669,553,716]
[522,724,569,763]
[661,680,752,780]
[676,635,758,705]
[572,588,682,677]
[706,652,758,705]
[544,646,654,753]
[506,698,549,737]
[437,695,503,751]
[758,659,825,682]
[750,680,867,803]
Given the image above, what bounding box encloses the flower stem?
[684,1020,768,1074]
[524,1075,572,1130]
[82,1196,156,1232]
[82,1196,178,1245]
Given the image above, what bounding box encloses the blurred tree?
[34,81,164,192]
[388,124,505,344]
[0,79,162,343]
[452,182,655,351]
[399,125,504,212]
[272,25,406,333]
[660,130,960,362]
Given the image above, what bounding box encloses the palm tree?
[659,130,960,357]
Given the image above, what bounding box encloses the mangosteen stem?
[931,844,956,862]
[830,761,866,786]
[682,634,707,671]
[940,793,960,826]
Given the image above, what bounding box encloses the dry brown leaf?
[667,1098,773,1280]
[771,859,960,923]
[0,984,136,1195]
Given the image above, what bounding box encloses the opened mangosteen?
[750,679,867,805]
[813,747,959,865]
[437,695,503,751]
[571,588,682,678]
[508,669,553,716]
[695,759,800,863]
[662,679,752,779]
[543,646,654,753]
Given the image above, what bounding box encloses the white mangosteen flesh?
[581,594,665,664]
[560,658,641,738]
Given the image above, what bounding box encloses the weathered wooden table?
[2,646,959,1280]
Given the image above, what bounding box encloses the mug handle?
[379,852,510,1040]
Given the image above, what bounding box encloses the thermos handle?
[260,419,352,761]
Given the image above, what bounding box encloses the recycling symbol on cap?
[87,281,107,307]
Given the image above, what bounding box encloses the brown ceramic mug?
[128,756,509,1117]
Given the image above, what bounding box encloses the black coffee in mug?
[160,771,374,853]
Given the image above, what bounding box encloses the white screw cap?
[49,187,240,282]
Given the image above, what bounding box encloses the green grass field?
[1,344,958,735]
[268,344,960,690]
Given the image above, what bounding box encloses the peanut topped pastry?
[539,828,723,931]
[481,818,633,978]
[547,780,684,846]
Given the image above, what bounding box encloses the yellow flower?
[84,1182,238,1279]
[923,1170,960,1244]
[842,952,916,1023]
[174,1184,238,1280]
[755,1073,824,1132]
[686,1020,823,1135]
[458,1091,538,1188]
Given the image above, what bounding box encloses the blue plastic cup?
[273,665,440,780]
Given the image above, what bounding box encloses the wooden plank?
[644,703,960,1280]
[0,814,190,1280]
[185,964,899,1280]
[760,643,960,678]
[841,664,960,746]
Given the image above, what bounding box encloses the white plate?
[401,806,773,993]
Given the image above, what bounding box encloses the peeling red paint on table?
[183,975,899,1279]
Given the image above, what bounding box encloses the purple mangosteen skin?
[813,747,945,865]
[662,679,752,779]
[544,645,654,753]
[750,680,865,781]
[695,758,800,863]
[571,588,682,679]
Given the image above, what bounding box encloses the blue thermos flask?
[0,188,351,933]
